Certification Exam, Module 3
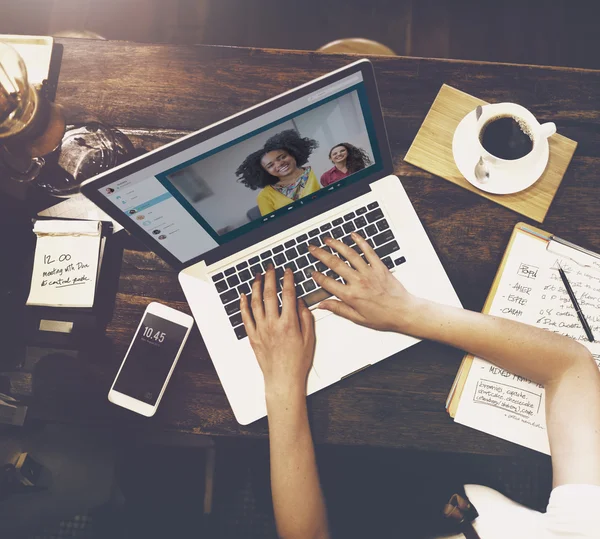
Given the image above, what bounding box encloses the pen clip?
[555,259,595,343]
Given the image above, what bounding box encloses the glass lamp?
[0,42,135,197]
[0,42,65,182]
[0,42,35,138]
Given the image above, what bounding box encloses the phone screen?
[113,312,189,405]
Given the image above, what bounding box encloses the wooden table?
[24,39,600,456]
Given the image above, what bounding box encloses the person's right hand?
[240,267,315,398]
[309,232,423,333]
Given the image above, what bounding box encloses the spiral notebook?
[446,222,600,454]
[26,220,106,309]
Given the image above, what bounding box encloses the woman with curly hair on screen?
[320,142,372,187]
[237,130,320,216]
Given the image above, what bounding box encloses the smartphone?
[108,302,194,417]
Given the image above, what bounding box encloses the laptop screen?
[98,72,383,264]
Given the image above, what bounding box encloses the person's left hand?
[240,266,316,397]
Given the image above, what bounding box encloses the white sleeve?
[543,484,600,538]
[462,484,543,539]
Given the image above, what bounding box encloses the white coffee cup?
[475,103,555,174]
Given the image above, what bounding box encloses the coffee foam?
[480,114,535,142]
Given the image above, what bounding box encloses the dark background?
[1,2,598,537]
[1,0,599,69]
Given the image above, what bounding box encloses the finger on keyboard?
[351,232,385,269]
[263,266,278,317]
[311,266,346,300]
[308,243,356,282]
[250,273,265,319]
[324,236,367,272]
[280,269,297,316]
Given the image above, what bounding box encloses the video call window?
[156,85,380,241]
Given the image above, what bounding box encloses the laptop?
[81,59,462,425]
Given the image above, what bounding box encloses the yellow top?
[257,168,321,216]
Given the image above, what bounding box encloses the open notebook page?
[454,229,600,454]
[26,220,103,308]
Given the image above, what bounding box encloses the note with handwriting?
[26,220,103,308]
[454,230,600,454]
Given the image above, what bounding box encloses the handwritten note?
[454,230,600,454]
[26,220,103,308]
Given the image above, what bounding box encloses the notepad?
[26,220,104,308]
[38,193,123,233]
[446,223,600,454]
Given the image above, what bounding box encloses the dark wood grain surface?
[28,39,600,456]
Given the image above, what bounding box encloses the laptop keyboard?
[210,201,406,340]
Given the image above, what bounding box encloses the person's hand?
[309,232,422,333]
[240,266,316,397]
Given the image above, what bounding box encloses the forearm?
[406,298,600,485]
[310,235,600,487]
[405,298,591,385]
[544,364,600,486]
[266,388,329,539]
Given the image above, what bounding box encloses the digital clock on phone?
[108,302,194,416]
[142,326,166,343]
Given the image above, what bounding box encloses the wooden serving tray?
[404,84,577,222]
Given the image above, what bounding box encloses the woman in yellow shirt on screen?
[236,130,321,216]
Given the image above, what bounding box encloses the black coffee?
[480,116,533,160]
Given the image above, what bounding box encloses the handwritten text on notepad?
[27,220,102,308]
[454,231,600,453]
[473,378,542,418]
[535,262,600,343]
[40,253,91,289]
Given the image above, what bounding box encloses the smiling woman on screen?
[236,130,321,216]
[320,142,372,187]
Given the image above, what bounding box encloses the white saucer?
[452,110,549,195]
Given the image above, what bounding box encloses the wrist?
[265,388,307,421]
[265,380,307,407]
[391,294,433,336]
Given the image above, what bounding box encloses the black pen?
[556,262,595,342]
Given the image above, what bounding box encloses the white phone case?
[108,302,193,416]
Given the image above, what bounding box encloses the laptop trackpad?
[311,305,333,322]
[312,313,420,383]
[312,313,369,381]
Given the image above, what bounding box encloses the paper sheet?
[454,230,600,454]
[26,220,102,308]
[38,193,123,233]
